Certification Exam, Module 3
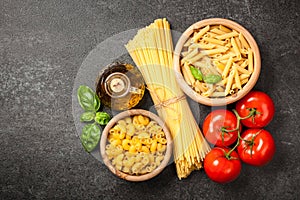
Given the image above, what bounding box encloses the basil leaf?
[80,123,101,153]
[80,112,95,122]
[204,74,222,84]
[77,85,100,112]
[94,94,101,112]
[190,66,203,81]
[95,112,111,125]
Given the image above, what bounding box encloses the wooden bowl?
[100,109,173,182]
[174,18,261,106]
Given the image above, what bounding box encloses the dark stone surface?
[1,0,299,199]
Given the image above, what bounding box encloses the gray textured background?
[1,0,299,199]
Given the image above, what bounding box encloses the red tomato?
[203,109,241,147]
[204,147,242,183]
[236,91,275,128]
[237,129,275,166]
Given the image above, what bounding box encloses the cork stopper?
[104,72,131,98]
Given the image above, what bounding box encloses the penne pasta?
[225,70,235,96]
[203,36,226,45]
[210,91,226,97]
[215,31,239,40]
[182,63,195,85]
[179,23,254,97]
[210,28,227,35]
[234,66,242,89]
[232,78,249,89]
[239,73,250,80]
[183,37,192,47]
[189,43,216,50]
[181,48,199,64]
[235,36,242,49]
[192,25,210,42]
[203,48,228,55]
[188,52,206,64]
[213,60,226,73]
[222,56,233,78]
[239,33,250,49]
[236,65,251,74]
[248,48,254,73]
[231,37,241,59]
[219,25,232,33]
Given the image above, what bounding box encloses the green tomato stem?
[225,130,240,159]
[223,109,257,157]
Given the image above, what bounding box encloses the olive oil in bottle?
[96,62,145,111]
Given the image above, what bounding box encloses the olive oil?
[96,62,145,111]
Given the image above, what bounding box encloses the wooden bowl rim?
[100,109,173,182]
[174,18,261,106]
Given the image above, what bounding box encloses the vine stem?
[223,108,257,157]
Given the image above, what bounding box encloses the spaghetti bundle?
[125,18,211,179]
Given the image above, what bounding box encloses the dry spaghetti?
[125,18,211,179]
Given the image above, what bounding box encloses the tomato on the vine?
[237,129,275,166]
[204,147,242,184]
[203,109,241,147]
[236,91,275,128]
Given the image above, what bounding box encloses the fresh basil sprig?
[204,74,222,84]
[77,85,100,112]
[80,123,101,153]
[77,85,111,153]
[190,66,203,81]
[190,66,222,84]
[95,112,111,125]
[80,112,95,122]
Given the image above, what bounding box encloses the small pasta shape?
[122,139,131,151]
[105,115,168,175]
[157,143,167,152]
[129,145,137,154]
[132,163,143,174]
[122,166,131,173]
[157,138,167,145]
[124,117,132,124]
[110,138,122,146]
[150,140,158,152]
[155,155,164,166]
[134,123,145,131]
[137,115,150,126]
[138,132,150,139]
[126,124,135,136]
[117,119,126,127]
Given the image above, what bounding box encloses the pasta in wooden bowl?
[100,109,172,181]
[174,18,261,106]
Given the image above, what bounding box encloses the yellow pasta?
[210,28,227,35]
[219,25,232,33]
[180,24,254,97]
[236,65,251,74]
[105,114,168,175]
[192,25,210,42]
[215,31,239,40]
[203,48,228,55]
[203,36,225,45]
[248,48,254,73]
[234,66,242,89]
[239,33,250,49]
[190,43,216,50]
[222,56,233,78]
[187,52,206,63]
[231,37,241,59]
[126,18,210,179]
[225,70,235,96]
